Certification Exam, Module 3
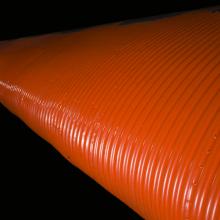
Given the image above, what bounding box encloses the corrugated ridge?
[0,9,220,220]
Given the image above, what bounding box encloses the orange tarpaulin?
[0,7,220,220]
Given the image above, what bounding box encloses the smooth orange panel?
[0,7,220,220]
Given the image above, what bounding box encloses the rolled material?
[0,7,220,220]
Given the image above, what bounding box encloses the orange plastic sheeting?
[0,8,220,220]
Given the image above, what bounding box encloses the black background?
[0,0,219,40]
[1,1,219,219]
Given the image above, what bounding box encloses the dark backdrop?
[0,0,219,40]
[1,1,219,219]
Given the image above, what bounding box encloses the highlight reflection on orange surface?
[0,7,220,220]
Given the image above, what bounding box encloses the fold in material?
[0,7,220,220]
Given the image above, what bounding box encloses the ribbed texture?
[0,8,220,220]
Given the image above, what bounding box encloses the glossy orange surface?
[0,7,220,220]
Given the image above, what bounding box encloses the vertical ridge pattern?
[0,8,220,220]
